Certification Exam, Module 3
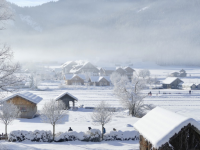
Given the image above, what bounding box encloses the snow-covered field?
[1,65,200,149]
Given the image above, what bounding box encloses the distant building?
[54,92,78,109]
[170,72,180,77]
[99,67,115,76]
[179,69,187,77]
[123,66,135,81]
[178,83,196,90]
[64,74,85,85]
[169,69,187,77]
[134,107,200,150]
[2,92,43,119]
[88,76,110,86]
[162,77,183,89]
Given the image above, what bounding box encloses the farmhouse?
[62,61,77,74]
[123,66,135,81]
[99,67,115,76]
[54,92,78,109]
[64,74,85,85]
[2,92,43,119]
[134,107,200,150]
[162,77,183,89]
[178,82,196,90]
[88,76,110,86]
[70,62,99,76]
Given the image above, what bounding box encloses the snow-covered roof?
[65,74,74,80]
[162,77,181,84]
[179,82,196,86]
[62,61,74,68]
[65,74,85,80]
[54,92,78,101]
[134,107,200,148]
[90,76,110,82]
[90,76,100,82]
[3,92,43,104]
[101,67,116,71]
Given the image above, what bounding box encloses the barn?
[2,92,43,119]
[134,107,200,150]
[54,92,78,109]
[162,77,183,89]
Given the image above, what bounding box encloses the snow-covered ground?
[1,65,200,149]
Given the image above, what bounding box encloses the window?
[20,107,27,112]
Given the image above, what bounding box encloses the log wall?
[7,96,37,119]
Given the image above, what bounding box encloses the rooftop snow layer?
[54,92,78,101]
[3,92,43,104]
[134,107,200,148]
[162,77,180,84]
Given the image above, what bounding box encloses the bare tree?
[113,72,154,117]
[91,101,113,140]
[110,72,121,86]
[0,0,13,30]
[0,1,22,94]
[29,73,41,90]
[40,99,68,141]
[138,69,151,79]
[0,101,19,137]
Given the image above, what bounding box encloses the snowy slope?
[3,0,200,64]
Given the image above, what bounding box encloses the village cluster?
[1,60,200,150]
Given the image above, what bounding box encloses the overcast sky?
[7,0,58,7]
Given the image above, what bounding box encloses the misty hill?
[3,0,200,65]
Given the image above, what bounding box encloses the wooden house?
[178,83,196,90]
[62,61,77,74]
[162,77,183,89]
[134,107,200,150]
[179,69,187,77]
[64,74,85,85]
[115,67,126,76]
[2,92,43,119]
[88,76,110,86]
[170,72,179,77]
[99,67,115,76]
[196,84,200,90]
[70,62,99,76]
[54,92,78,109]
[123,67,135,81]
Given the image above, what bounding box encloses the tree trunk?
[53,124,55,141]
[102,124,104,140]
[5,124,7,140]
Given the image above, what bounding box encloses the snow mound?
[8,130,52,142]
[104,130,139,141]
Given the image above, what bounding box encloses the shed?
[162,77,183,89]
[2,92,43,119]
[134,107,200,150]
[54,92,78,109]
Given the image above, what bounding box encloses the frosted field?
[1,65,200,149]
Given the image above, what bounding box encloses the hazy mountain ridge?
[3,0,200,65]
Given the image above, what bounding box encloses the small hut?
[54,92,78,109]
[134,107,200,150]
[2,92,43,119]
[64,74,85,85]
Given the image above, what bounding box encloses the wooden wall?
[7,96,37,119]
